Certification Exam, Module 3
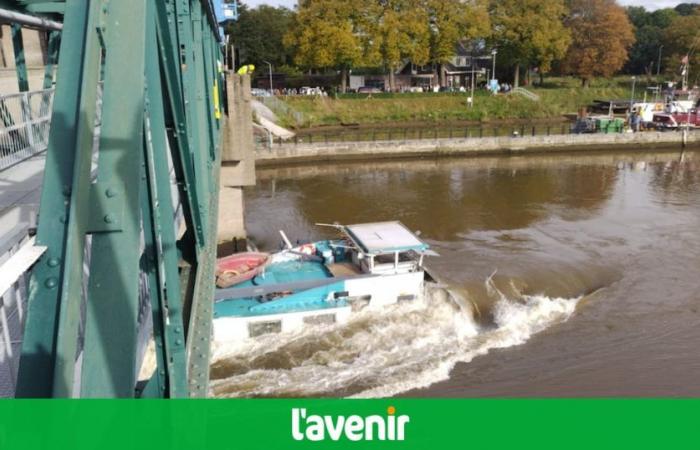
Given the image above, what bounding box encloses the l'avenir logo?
[292,406,410,442]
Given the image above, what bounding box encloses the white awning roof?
[344,221,428,254]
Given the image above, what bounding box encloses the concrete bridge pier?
[218,73,256,254]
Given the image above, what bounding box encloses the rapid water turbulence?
[210,277,582,398]
[211,149,700,398]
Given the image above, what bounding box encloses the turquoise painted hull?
[214,240,350,319]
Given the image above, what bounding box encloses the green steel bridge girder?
[0,2,64,91]
[16,0,224,398]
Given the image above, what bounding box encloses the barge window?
[303,314,336,325]
[249,321,282,337]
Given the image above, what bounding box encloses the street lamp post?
[263,60,273,95]
[657,45,664,77]
[630,76,637,108]
[491,49,498,81]
[468,67,477,108]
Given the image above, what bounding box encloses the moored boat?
[216,252,270,288]
[212,221,438,342]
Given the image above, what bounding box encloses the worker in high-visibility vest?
[237,64,255,75]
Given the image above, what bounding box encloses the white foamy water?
[209,282,581,398]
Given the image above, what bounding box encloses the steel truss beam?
[17,0,223,398]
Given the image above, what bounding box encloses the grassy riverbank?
[271,77,641,129]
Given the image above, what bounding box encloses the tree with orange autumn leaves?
[284,0,642,89]
[561,0,636,87]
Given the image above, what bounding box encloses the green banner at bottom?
[0,399,697,449]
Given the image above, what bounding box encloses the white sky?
[240,0,698,11]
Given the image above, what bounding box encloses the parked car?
[358,86,382,94]
[251,88,270,97]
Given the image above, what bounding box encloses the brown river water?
[210,149,700,398]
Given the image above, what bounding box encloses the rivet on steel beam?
[59,215,67,223]
[47,257,60,267]
[176,339,183,345]
[175,326,182,334]
[104,214,115,224]
[105,188,117,198]
[44,278,57,289]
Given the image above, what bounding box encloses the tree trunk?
[513,64,520,88]
[525,66,531,86]
[539,71,544,86]
[439,64,446,88]
[581,78,590,88]
[389,65,396,92]
[340,67,348,93]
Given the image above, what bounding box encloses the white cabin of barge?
[342,221,431,275]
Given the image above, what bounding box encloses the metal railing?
[510,87,540,102]
[256,123,577,149]
[254,122,700,151]
[261,96,305,126]
[0,225,33,398]
[0,89,54,171]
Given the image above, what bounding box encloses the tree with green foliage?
[675,3,699,16]
[366,0,431,91]
[421,0,491,87]
[662,11,700,88]
[490,0,571,87]
[285,0,373,92]
[626,25,664,77]
[625,6,677,77]
[561,0,635,87]
[225,4,295,72]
